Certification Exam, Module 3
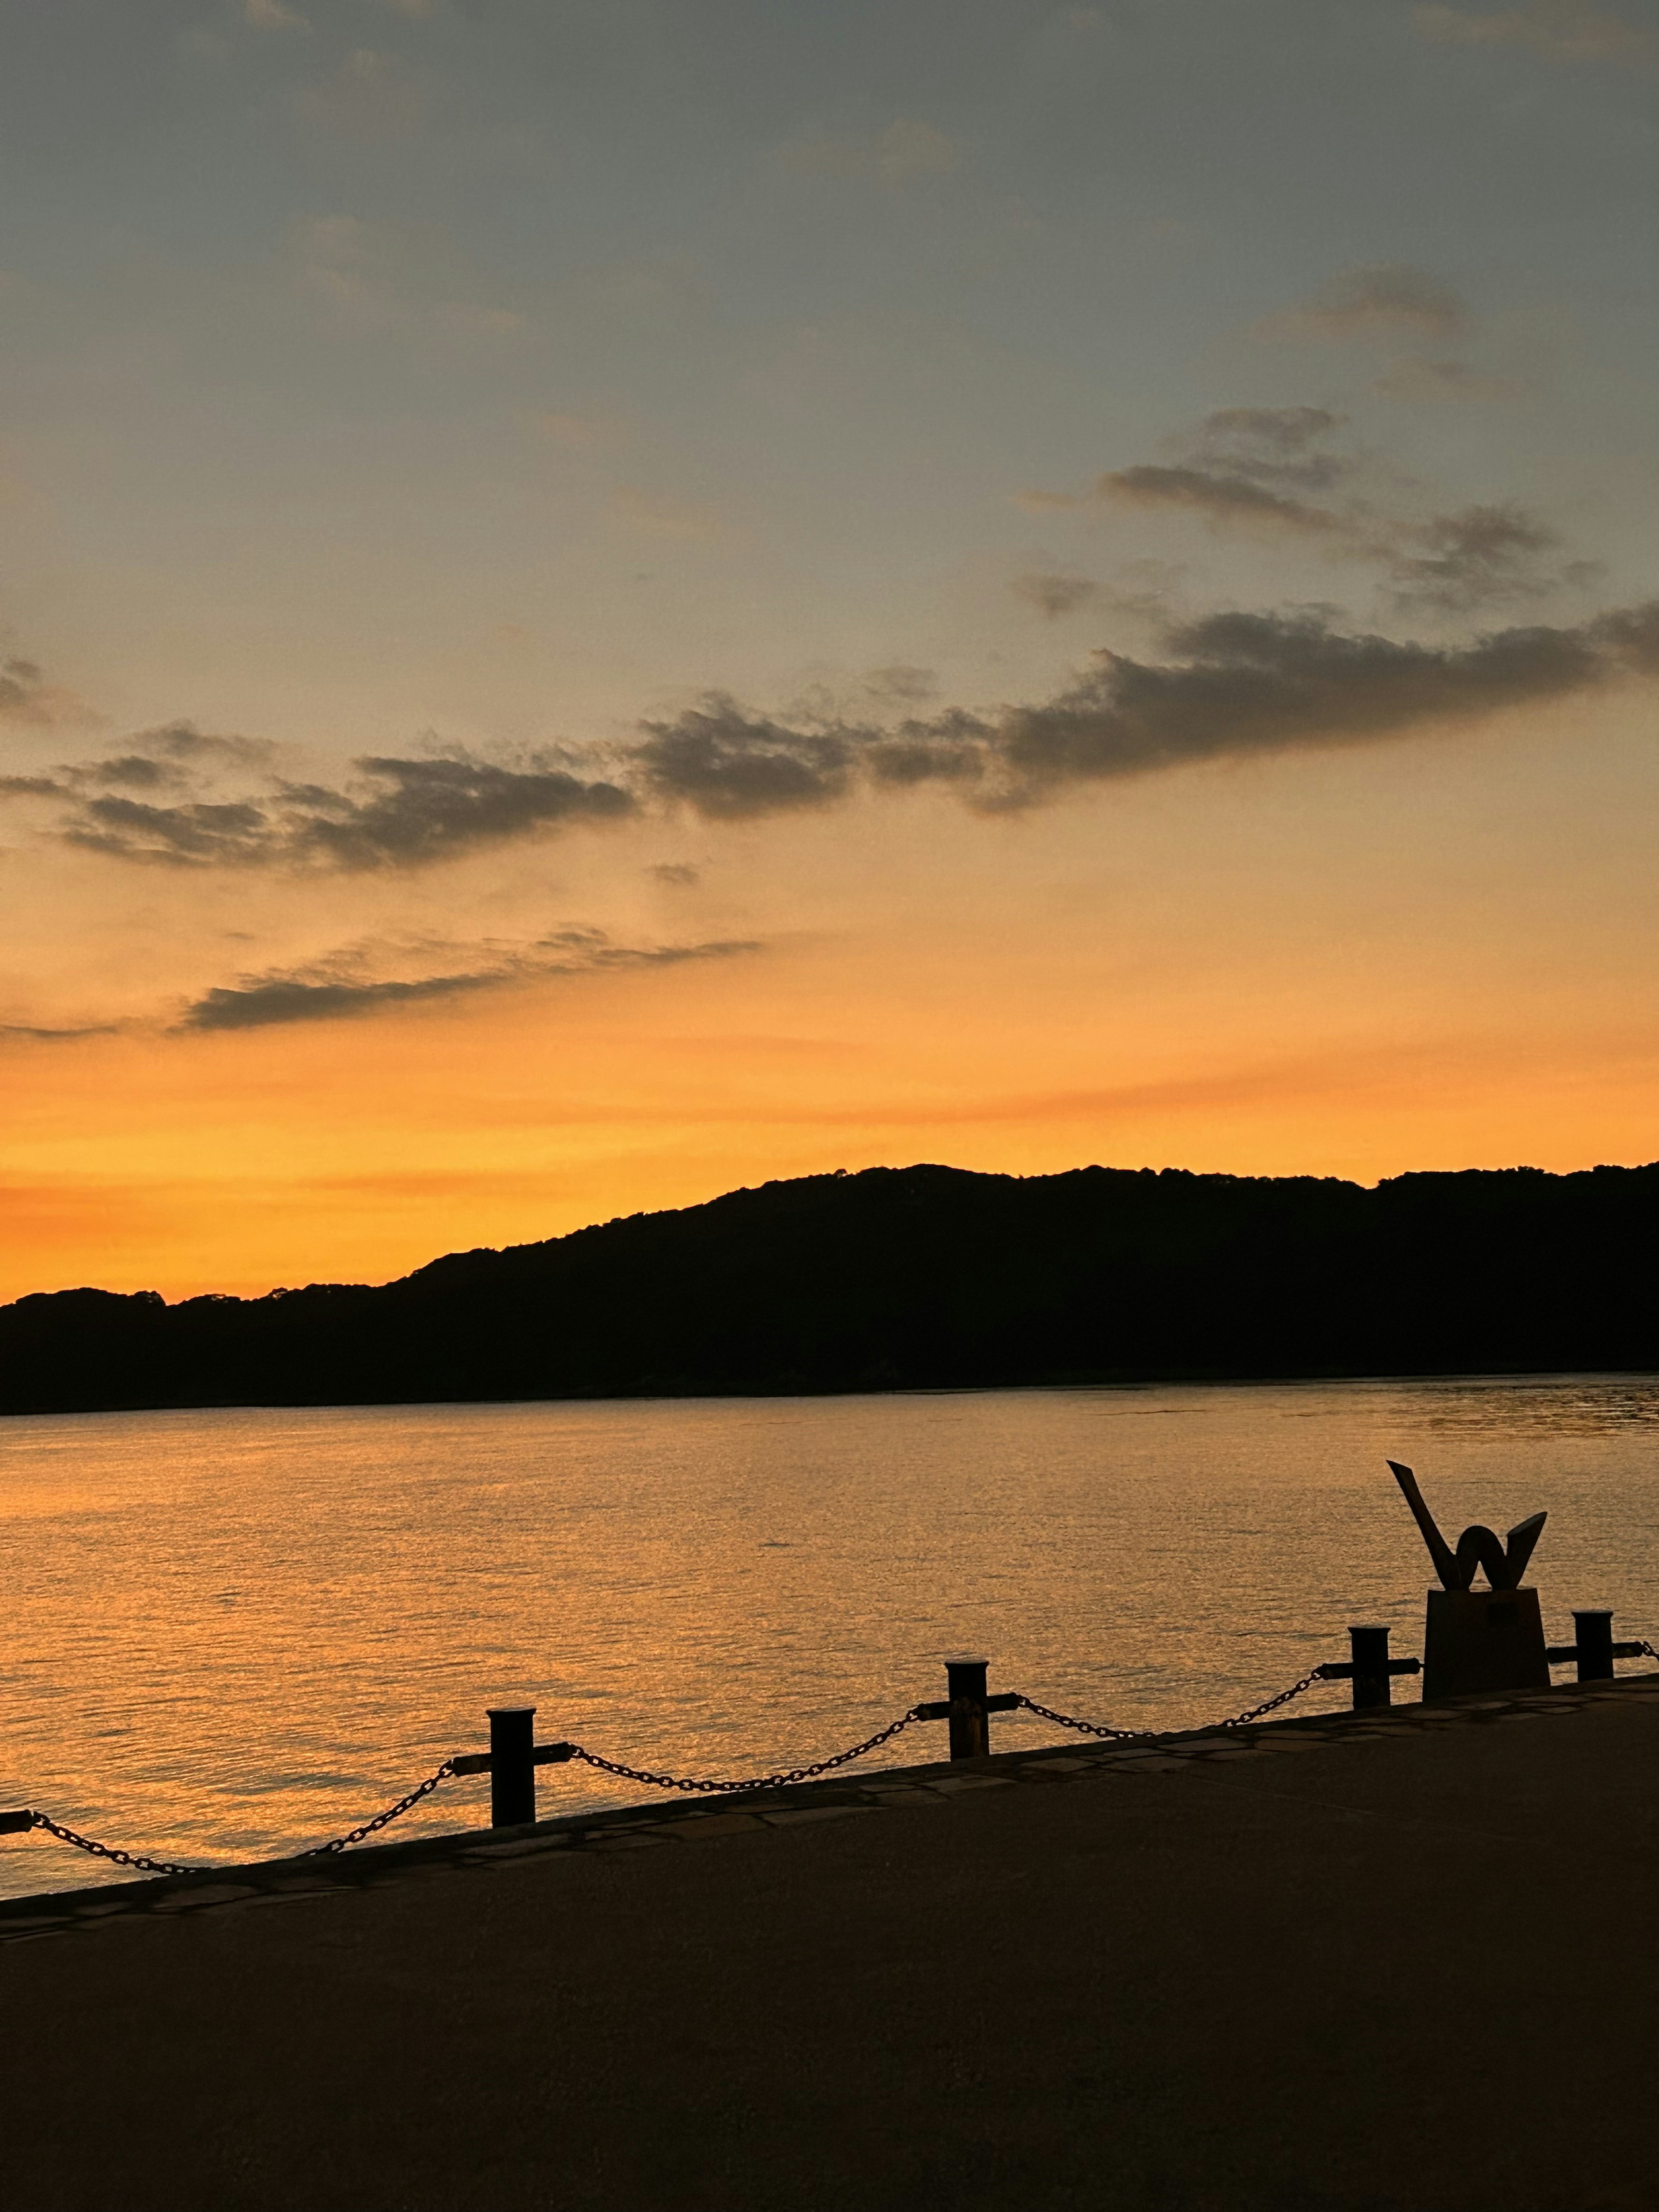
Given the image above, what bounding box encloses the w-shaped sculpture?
[1388,1460,1551,1700]
[1387,1461,1546,1592]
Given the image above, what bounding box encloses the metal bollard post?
[1316,1626,1421,1705]
[487,1706,537,1827]
[1348,1624,1395,1710]
[945,1656,991,1761]
[1571,1608,1615,1684]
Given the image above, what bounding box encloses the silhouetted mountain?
[3,1160,1657,1415]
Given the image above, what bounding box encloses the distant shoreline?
[9,1363,1659,1424]
[6,1159,1658,1417]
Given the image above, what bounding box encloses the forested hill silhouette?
[3,1160,1658,1416]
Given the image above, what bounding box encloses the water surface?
[3,1377,1658,1899]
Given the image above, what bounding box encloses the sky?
[6,0,1659,1300]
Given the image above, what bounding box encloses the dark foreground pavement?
[5,1675,1659,2212]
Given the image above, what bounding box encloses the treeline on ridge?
[1,1160,1656,1415]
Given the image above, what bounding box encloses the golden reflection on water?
[3,1377,1659,1899]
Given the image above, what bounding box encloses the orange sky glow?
[8,694,1659,1303]
[6,3,1659,1304]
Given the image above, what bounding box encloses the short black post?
[487,1705,537,1827]
[1572,1608,1615,1684]
[1348,1624,1395,1710]
[945,1657,991,1761]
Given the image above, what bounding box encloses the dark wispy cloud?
[1097,464,1341,535]
[23,749,634,869]
[0,1020,123,1042]
[1034,406,1583,616]
[0,658,55,725]
[9,522,1657,875]
[178,927,762,1032]
[630,699,866,819]
[1030,405,1351,526]
[1252,263,1468,343]
[627,601,1659,816]
[278,756,633,868]
[0,654,96,729]
[1414,1,1659,64]
[1386,504,1598,613]
[1187,406,1351,489]
[2,722,280,817]
[862,664,939,706]
[1014,572,1101,618]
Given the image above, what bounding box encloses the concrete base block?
[1423,1585,1550,1701]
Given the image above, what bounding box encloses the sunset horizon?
[9,3,1659,1301]
[10,1138,1659,1308]
[9,12,1659,2190]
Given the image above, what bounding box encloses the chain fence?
[301,1760,458,1857]
[1015,1667,1327,1745]
[23,1811,199,1879]
[560,1707,926,1796]
[11,1638,1659,1878]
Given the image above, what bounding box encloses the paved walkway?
[6,1674,1659,2211]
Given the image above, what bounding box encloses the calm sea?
[3,1377,1658,1901]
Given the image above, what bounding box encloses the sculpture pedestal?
[1423,1586,1550,1702]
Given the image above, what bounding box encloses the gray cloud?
[184,967,515,1030]
[0,658,54,724]
[0,1020,122,1041]
[628,601,1656,816]
[178,927,761,1032]
[76,753,189,792]
[0,683,634,876]
[26,723,282,818]
[1062,407,1579,613]
[1188,406,1351,489]
[43,751,634,869]
[148,722,278,771]
[63,796,276,866]
[1386,504,1582,614]
[1254,263,1468,343]
[975,609,1605,799]
[13,537,1656,879]
[1013,572,1101,618]
[1097,464,1342,534]
[280,756,634,867]
[863,663,939,705]
[630,697,866,819]
[1033,407,1360,533]
[649,861,700,884]
[0,654,95,729]
[1414,2,1659,63]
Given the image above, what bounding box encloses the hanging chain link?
[25,1812,199,1878]
[562,1708,926,1796]
[1211,1667,1328,1729]
[1012,1695,1149,1742]
[20,1760,462,1878]
[300,1759,457,1857]
[1637,1641,1659,1663]
[1014,1668,1326,1745]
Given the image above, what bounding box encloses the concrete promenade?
[4,1673,1659,2211]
